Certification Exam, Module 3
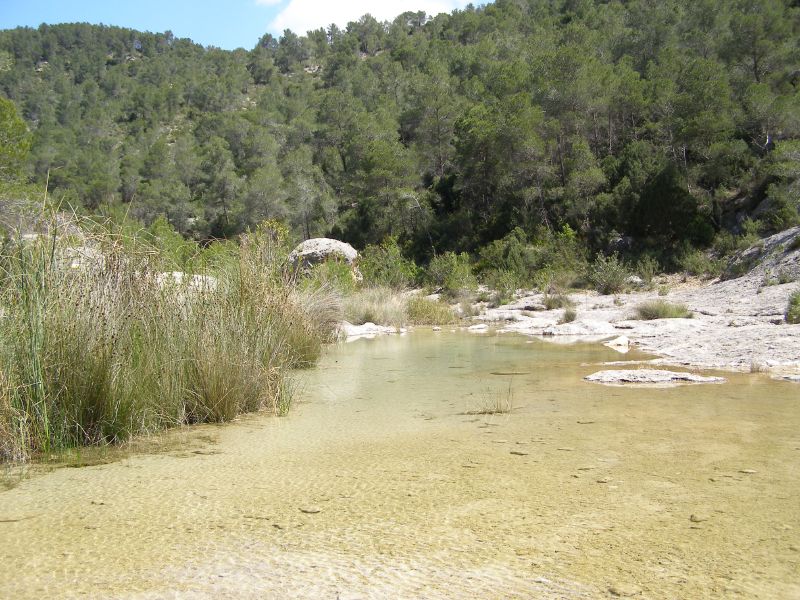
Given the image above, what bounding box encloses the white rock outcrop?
[340,321,397,340]
[289,238,358,270]
[585,369,725,385]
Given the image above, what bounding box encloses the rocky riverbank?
[478,228,800,374]
[339,227,800,375]
[475,273,799,374]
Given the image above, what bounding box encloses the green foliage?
[406,296,457,325]
[543,293,574,311]
[786,290,800,324]
[483,269,520,306]
[0,96,30,183]
[559,307,577,324]
[628,164,715,250]
[0,216,340,460]
[713,227,759,258]
[587,253,629,295]
[635,255,660,285]
[1,2,799,266]
[677,249,724,278]
[342,286,406,326]
[426,251,476,296]
[476,227,531,283]
[359,236,419,289]
[634,301,693,320]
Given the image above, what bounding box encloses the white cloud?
[265,0,474,35]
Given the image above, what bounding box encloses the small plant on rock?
[543,293,574,310]
[634,300,693,320]
[786,290,800,324]
[559,307,577,324]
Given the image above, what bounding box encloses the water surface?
[1,331,798,598]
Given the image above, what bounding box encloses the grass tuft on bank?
[342,286,457,327]
[0,219,340,461]
[634,300,693,320]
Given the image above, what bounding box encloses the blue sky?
[0,0,476,50]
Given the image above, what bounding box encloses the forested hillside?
[1,0,798,268]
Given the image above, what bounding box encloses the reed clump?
[0,219,340,461]
[342,286,456,327]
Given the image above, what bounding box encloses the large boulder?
[289,238,358,270]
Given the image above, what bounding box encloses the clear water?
[1,331,798,598]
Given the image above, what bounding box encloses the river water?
[1,331,798,598]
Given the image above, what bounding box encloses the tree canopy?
[0,2,798,264]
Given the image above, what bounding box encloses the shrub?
[559,307,577,324]
[677,249,723,278]
[359,236,419,289]
[588,253,629,295]
[634,300,693,320]
[307,258,357,294]
[635,255,660,285]
[476,227,534,284]
[786,290,800,324]
[426,251,477,296]
[483,268,519,306]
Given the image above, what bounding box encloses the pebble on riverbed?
[608,583,641,597]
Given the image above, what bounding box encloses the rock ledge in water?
[585,369,725,385]
[340,321,398,339]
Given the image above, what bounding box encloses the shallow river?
[1,331,798,599]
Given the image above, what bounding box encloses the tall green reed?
[0,218,341,461]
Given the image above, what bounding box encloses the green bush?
[677,249,723,278]
[713,225,759,258]
[483,268,519,306]
[559,307,577,324]
[307,258,358,294]
[587,253,629,295]
[426,251,477,296]
[476,227,532,284]
[786,290,800,324]
[359,236,419,289]
[635,255,660,285]
[634,300,693,320]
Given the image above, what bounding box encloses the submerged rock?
[585,369,725,385]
